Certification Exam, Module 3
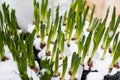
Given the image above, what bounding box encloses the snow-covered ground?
[0,0,72,32]
[0,20,120,80]
[0,0,120,80]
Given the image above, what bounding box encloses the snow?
[108,31,114,38]
[0,0,120,80]
[87,72,104,80]
[0,0,72,32]
[0,60,21,80]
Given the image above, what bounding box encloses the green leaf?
[0,31,5,60]
[40,22,45,43]
[71,55,80,80]
[51,40,57,62]
[46,24,53,53]
[61,56,68,80]
[54,49,59,76]
[41,0,48,21]
[111,33,119,56]
[51,6,59,42]
[91,22,105,60]
[26,30,36,67]
[81,32,93,64]
[78,35,85,57]
[110,41,120,68]
[0,11,3,26]
[88,5,95,30]
[46,9,51,35]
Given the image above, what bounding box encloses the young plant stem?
[53,49,60,77]
[46,9,51,35]
[61,56,68,80]
[81,32,93,64]
[111,33,119,56]
[51,40,57,62]
[110,41,120,69]
[40,22,45,49]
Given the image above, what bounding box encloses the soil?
[104,71,120,80]
[81,70,98,80]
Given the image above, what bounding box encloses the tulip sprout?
[46,9,51,35]
[0,31,5,61]
[26,30,36,69]
[87,5,95,31]
[81,32,93,64]
[102,7,120,59]
[74,6,89,42]
[2,3,17,34]
[46,24,53,56]
[53,49,60,77]
[111,33,119,56]
[63,11,67,25]
[40,22,46,49]
[17,39,29,80]
[61,56,68,80]
[66,10,76,46]
[40,0,48,21]
[90,22,105,62]
[78,34,85,57]
[34,0,40,36]
[0,11,3,26]
[51,6,59,42]
[69,52,81,80]
[51,40,57,62]
[89,7,109,62]
[109,41,120,71]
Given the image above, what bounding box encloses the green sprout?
[69,52,80,80]
[102,7,120,59]
[0,11,3,26]
[81,32,93,64]
[71,55,80,80]
[46,24,53,56]
[74,6,89,42]
[2,3,18,34]
[40,22,45,48]
[26,30,36,68]
[61,56,68,80]
[89,7,109,60]
[66,10,76,46]
[111,33,119,56]
[90,22,105,60]
[110,41,120,69]
[40,59,54,80]
[17,39,29,80]
[101,7,110,49]
[89,18,99,32]
[101,27,109,49]
[0,31,5,60]
[53,49,60,77]
[60,33,65,59]
[46,9,51,35]
[34,0,40,36]
[40,0,48,21]
[87,5,95,31]
[51,6,59,42]
[57,16,62,51]
[63,11,67,25]
[51,39,57,62]
[78,34,85,57]
[57,16,65,58]
[65,3,76,40]
[70,52,76,74]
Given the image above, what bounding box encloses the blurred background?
[0,0,120,32]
